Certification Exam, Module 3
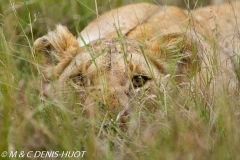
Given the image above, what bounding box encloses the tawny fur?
[34,25,79,78]
[34,2,240,115]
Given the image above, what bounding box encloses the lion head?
[34,3,239,119]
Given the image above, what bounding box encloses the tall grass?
[1,0,240,160]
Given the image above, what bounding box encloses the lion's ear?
[34,25,79,78]
[34,25,79,66]
[147,33,201,83]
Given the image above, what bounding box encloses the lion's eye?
[70,73,86,86]
[132,75,150,88]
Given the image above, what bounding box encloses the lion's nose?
[83,88,129,116]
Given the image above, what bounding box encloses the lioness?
[34,2,239,118]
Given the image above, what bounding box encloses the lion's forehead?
[87,38,141,56]
[73,38,150,72]
[74,49,149,73]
